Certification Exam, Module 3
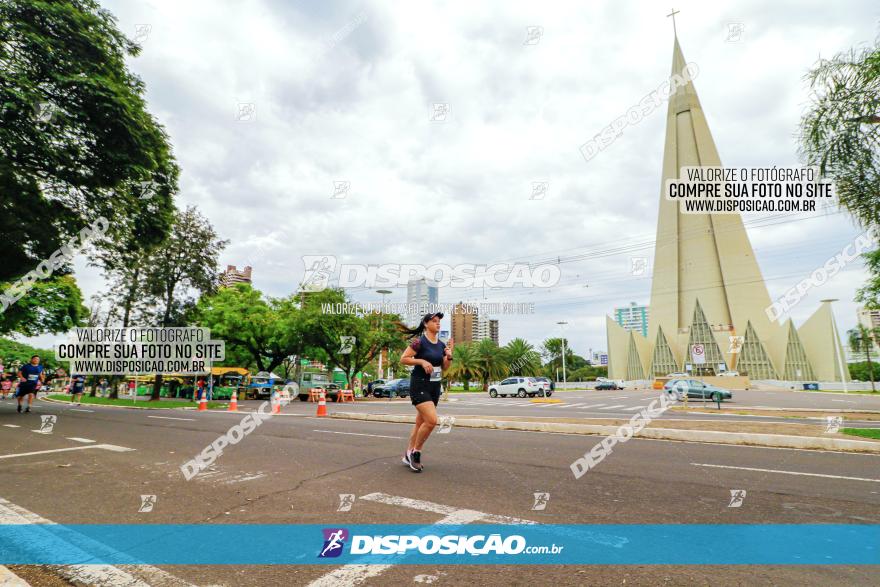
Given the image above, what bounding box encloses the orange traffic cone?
[198,392,207,412]
[228,391,238,412]
[316,389,327,417]
[272,390,281,415]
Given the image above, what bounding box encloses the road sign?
[691,344,705,364]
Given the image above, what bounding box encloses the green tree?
[849,360,880,383]
[0,0,178,282]
[540,337,575,379]
[473,338,507,391]
[848,325,879,392]
[799,39,880,227]
[0,276,87,336]
[298,289,406,388]
[196,285,303,375]
[0,337,59,376]
[446,342,480,391]
[502,338,542,377]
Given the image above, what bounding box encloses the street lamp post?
[376,290,392,380]
[557,321,568,389]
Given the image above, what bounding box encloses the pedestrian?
[399,312,453,473]
[128,379,136,397]
[70,373,86,405]
[0,377,11,399]
[17,355,44,413]
[99,378,109,397]
[196,378,205,401]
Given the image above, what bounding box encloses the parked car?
[595,381,623,390]
[488,377,548,398]
[719,370,740,377]
[373,378,410,398]
[663,379,733,402]
[366,379,386,394]
[533,376,555,392]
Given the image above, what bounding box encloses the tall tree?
[0,0,178,281]
[799,39,880,227]
[446,342,480,391]
[197,285,302,375]
[473,338,507,391]
[298,289,406,388]
[502,338,542,377]
[143,206,227,399]
[848,325,879,393]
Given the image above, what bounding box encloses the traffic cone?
[316,389,327,417]
[272,390,281,415]
[228,391,238,412]
[198,392,207,412]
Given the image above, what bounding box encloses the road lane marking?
[66,437,96,444]
[70,408,95,413]
[359,493,538,525]
[147,415,195,421]
[313,429,402,439]
[0,496,194,587]
[307,494,535,587]
[0,444,134,460]
[575,404,606,409]
[2,425,20,428]
[691,463,880,483]
[599,404,627,410]
[623,405,647,411]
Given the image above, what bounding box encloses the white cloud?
[20,0,879,362]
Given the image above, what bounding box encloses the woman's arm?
[401,346,432,374]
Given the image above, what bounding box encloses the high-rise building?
[857,307,880,331]
[220,265,252,287]
[613,302,649,337]
[489,319,499,345]
[406,278,439,326]
[606,33,848,382]
[452,302,478,343]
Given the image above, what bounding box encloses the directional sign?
[691,344,706,365]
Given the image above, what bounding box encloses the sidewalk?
[0,566,29,586]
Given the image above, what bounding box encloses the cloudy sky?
[24,0,880,360]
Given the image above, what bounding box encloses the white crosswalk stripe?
[599,404,627,410]
[575,404,607,409]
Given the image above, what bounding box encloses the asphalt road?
[1,397,878,586]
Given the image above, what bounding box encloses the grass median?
[842,428,880,440]
[47,394,227,410]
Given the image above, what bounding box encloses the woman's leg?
[408,411,424,451]
[413,401,438,451]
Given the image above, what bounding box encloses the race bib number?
[430,366,442,382]
[27,374,38,381]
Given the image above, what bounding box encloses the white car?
[489,377,547,398]
[719,370,740,377]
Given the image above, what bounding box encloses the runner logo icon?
[319,528,349,558]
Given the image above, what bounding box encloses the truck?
[297,371,337,402]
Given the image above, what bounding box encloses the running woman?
[17,355,44,413]
[399,312,453,472]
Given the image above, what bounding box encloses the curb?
[330,412,880,453]
[41,397,225,411]
[0,566,29,586]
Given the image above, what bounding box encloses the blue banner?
[0,524,876,565]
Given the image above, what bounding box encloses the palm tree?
[849,325,879,392]
[474,339,508,391]
[446,343,480,392]
[503,338,542,376]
